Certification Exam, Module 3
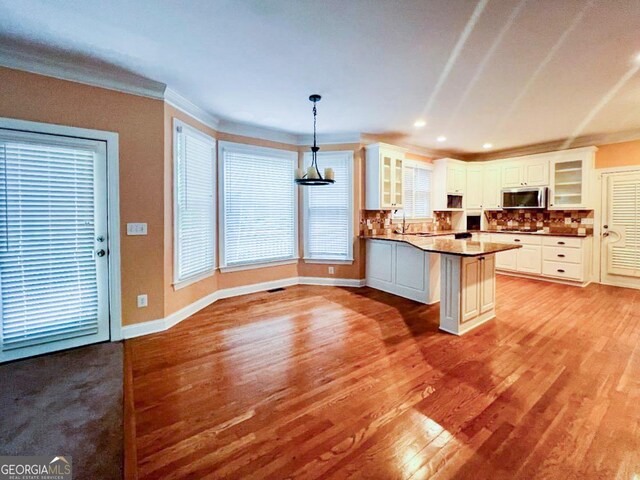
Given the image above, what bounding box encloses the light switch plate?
[137,294,148,308]
[127,223,147,235]
[328,266,335,275]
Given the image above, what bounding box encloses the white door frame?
[0,117,122,341]
[596,165,640,287]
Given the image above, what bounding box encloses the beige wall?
[164,118,366,314]
[0,67,165,325]
[595,139,640,169]
[4,66,640,327]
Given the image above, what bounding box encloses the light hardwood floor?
[126,276,640,479]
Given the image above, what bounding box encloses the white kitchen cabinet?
[482,165,501,209]
[501,156,549,188]
[366,240,439,304]
[495,247,517,271]
[461,257,480,322]
[365,143,407,210]
[432,158,466,210]
[502,163,522,188]
[480,255,496,314]
[460,255,496,325]
[365,240,394,287]
[448,163,466,194]
[522,158,549,186]
[548,147,596,210]
[516,245,542,274]
[466,165,483,209]
[490,233,592,285]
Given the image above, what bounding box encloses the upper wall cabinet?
[482,165,501,209]
[433,158,467,210]
[446,163,466,194]
[501,156,549,188]
[365,143,407,210]
[466,165,483,210]
[548,147,596,210]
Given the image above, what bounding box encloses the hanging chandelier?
[294,94,335,186]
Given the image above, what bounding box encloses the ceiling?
[0,0,639,154]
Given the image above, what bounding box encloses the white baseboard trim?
[122,276,365,339]
[298,277,366,287]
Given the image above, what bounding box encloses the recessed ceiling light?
[437,135,447,142]
[414,119,426,128]
[483,143,493,149]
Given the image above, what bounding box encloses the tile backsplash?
[361,210,452,236]
[484,209,594,235]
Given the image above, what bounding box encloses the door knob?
[96,249,106,257]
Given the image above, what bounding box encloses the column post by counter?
[439,253,497,335]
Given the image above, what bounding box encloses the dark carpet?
[0,342,124,479]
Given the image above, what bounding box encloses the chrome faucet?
[394,209,407,234]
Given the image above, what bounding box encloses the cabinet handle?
[557,254,565,258]
[514,239,521,242]
[558,241,565,245]
[557,269,565,273]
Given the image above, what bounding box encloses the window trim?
[397,159,434,221]
[218,140,299,270]
[302,150,355,263]
[173,118,217,289]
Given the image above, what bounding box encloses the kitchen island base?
[439,253,497,335]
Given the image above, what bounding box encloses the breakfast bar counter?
[364,234,522,335]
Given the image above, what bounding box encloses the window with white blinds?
[0,135,108,352]
[303,151,354,262]
[219,142,297,269]
[174,120,216,286]
[402,161,433,219]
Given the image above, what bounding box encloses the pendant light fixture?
[294,94,335,186]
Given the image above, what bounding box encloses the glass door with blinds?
[0,129,110,362]
[601,171,640,289]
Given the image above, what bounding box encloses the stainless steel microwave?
[501,187,548,209]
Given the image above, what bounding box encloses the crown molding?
[467,128,640,161]
[164,88,219,130]
[0,44,166,100]
[296,132,362,146]
[217,119,300,145]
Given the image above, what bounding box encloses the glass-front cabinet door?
[381,154,392,208]
[550,158,584,209]
[393,157,403,207]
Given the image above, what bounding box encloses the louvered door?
[604,173,640,279]
[0,129,109,362]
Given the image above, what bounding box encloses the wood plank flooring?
[127,276,640,479]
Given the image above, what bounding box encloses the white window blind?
[219,142,297,268]
[174,120,216,286]
[303,151,353,261]
[402,161,432,219]
[0,140,100,350]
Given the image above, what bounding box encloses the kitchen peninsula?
[365,233,521,335]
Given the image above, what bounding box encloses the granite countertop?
[385,229,592,238]
[364,233,522,257]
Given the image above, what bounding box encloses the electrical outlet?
[127,223,148,235]
[137,294,148,308]
[328,266,335,275]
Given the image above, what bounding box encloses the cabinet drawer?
[490,234,542,246]
[542,236,582,248]
[542,261,582,281]
[543,246,581,264]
